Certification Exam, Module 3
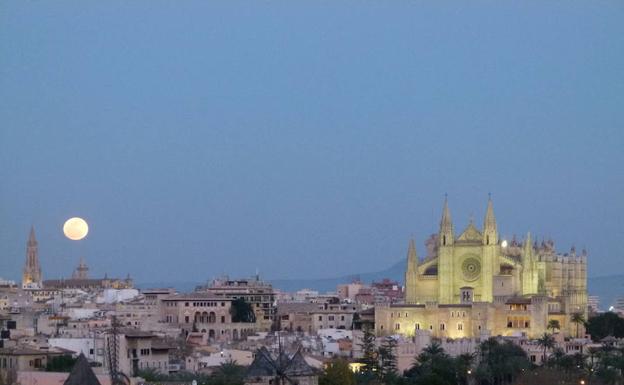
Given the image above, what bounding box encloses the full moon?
[63,217,89,240]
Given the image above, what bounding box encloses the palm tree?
[537,333,556,365]
[547,319,560,334]
[422,341,445,356]
[455,353,475,385]
[571,312,586,338]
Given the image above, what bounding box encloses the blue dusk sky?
[1,1,623,283]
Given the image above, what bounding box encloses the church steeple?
[405,238,419,304]
[28,226,37,246]
[482,195,498,245]
[23,226,42,288]
[439,195,454,246]
[72,257,89,280]
[406,239,418,272]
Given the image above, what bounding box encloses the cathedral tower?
[481,197,498,302]
[438,196,455,303]
[22,226,42,288]
[522,232,539,295]
[72,257,89,280]
[405,239,418,303]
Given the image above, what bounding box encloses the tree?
[378,336,398,379]
[511,367,587,385]
[358,326,379,377]
[319,358,356,385]
[475,338,530,385]
[586,312,624,341]
[406,342,456,385]
[570,312,586,338]
[547,319,560,334]
[230,298,256,323]
[536,333,556,364]
[454,353,475,385]
[45,355,78,372]
[211,360,245,385]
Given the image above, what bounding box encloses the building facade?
[196,276,276,331]
[160,293,257,342]
[376,197,588,339]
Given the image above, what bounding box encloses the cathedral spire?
[23,226,42,288]
[483,195,498,245]
[406,238,418,272]
[439,195,454,246]
[405,238,418,304]
[28,225,37,246]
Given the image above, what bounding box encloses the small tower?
[482,196,498,246]
[72,257,89,280]
[22,226,42,289]
[522,232,538,295]
[438,196,455,303]
[405,239,418,304]
[481,196,498,302]
[439,195,454,247]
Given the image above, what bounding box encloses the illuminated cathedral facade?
[375,197,588,339]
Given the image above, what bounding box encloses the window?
[457,323,463,331]
[440,323,445,330]
[185,302,189,307]
[415,323,420,330]
[395,323,400,330]
[318,316,322,321]
[329,316,334,321]
[341,315,345,321]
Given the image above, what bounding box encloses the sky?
[1,1,623,284]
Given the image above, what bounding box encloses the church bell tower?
[481,197,498,302]
[22,226,42,289]
[438,196,455,303]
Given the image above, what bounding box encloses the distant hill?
[138,259,624,311]
[269,258,406,293]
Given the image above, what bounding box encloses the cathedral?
[375,197,587,339]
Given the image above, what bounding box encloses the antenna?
[107,316,130,385]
